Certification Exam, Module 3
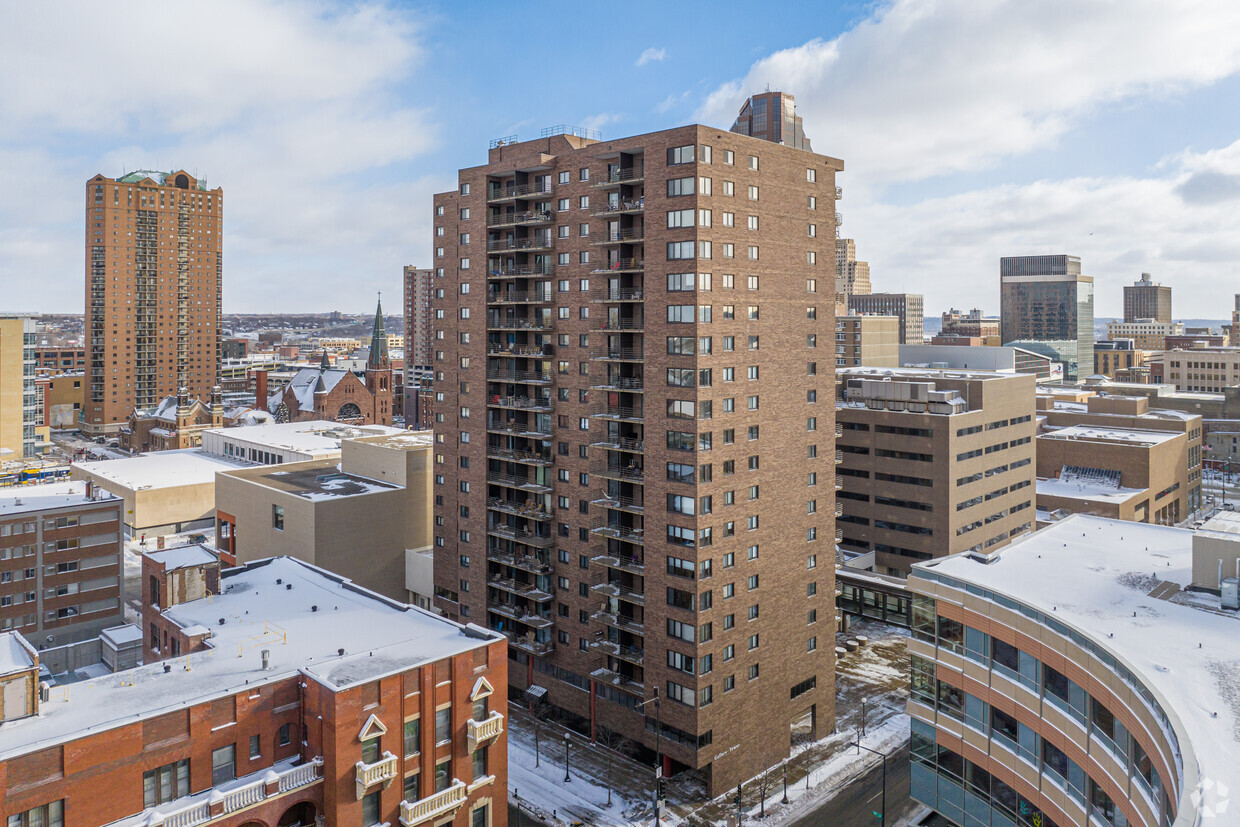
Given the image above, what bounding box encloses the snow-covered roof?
[239,465,400,502]
[1195,510,1240,541]
[837,366,1016,381]
[279,367,351,413]
[73,450,247,491]
[1039,424,1178,445]
[1036,476,1145,503]
[100,625,143,647]
[916,515,1240,815]
[0,632,35,676]
[0,481,115,516]
[146,544,217,571]
[0,557,501,761]
[202,421,405,459]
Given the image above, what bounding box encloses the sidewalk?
[506,619,912,826]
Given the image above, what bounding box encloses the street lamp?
[638,689,663,826]
[852,740,888,824]
[563,732,572,783]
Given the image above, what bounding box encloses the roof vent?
[286,583,292,591]
[311,605,318,612]
[276,578,283,585]
[219,618,226,625]
[338,647,345,656]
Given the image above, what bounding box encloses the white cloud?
[0,0,440,313]
[636,47,666,67]
[579,112,623,136]
[696,0,1240,186]
[847,139,1240,319]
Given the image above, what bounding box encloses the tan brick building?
[0,556,508,827]
[84,171,222,435]
[404,266,435,373]
[1158,345,1240,392]
[834,314,899,367]
[835,368,1038,576]
[431,117,841,793]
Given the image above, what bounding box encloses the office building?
[404,266,435,372]
[0,317,47,458]
[33,346,87,375]
[1158,346,1240,392]
[835,368,1037,576]
[940,308,1000,340]
[834,239,871,308]
[1123,272,1172,323]
[1093,339,1146,379]
[848,292,924,345]
[835,315,899,367]
[999,254,1093,381]
[431,120,841,794]
[1104,319,1183,351]
[83,171,223,435]
[908,516,1218,827]
[215,430,433,601]
[0,481,124,645]
[0,555,508,827]
[729,90,812,150]
[900,344,1058,381]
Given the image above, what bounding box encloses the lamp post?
[852,741,888,824]
[782,760,789,804]
[563,732,571,783]
[638,689,662,826]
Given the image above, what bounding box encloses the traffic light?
[735,783,743,807]
[657,777,665,801]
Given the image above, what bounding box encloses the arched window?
[338,403,362,421]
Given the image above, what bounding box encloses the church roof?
[280,367,351,413]
[367,296,389,370]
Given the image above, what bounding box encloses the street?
[787,745,914,827]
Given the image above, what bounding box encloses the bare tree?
[595,725,637,807]
[529,701,549,769]
[754,765,778,818]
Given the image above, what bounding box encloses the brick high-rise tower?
[403,265,435,372]
[431,120,842,794]
[84,171,222,434]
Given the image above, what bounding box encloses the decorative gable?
[358,713,387,742]
[469,676,494,702]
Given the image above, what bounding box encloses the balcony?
[591,579,645,606]
[595,463,644,483]
[592,169,645,188]
[593,347,644,362]
[592,287,645,303]
[488,548,551,574]
[593,405,644,424]
[487,317,553,332]
[487,497,552,521]
[487,573,553,602]
[488,183,554,203]
[597,318,644,332]
[488,344,550,358]
[488,290,553,305]
[591,436,644,453]
[486,237,553,253]
[591,258,644,274]
[836,423,844,438]
[487,524,556,548]
[400,779,468,826]
[487,472,552,493]
[355,751,398,799]
[835,477,844,491]
[486,369,553,385]
[488,602,553,629]
[835,528,844,543]
[591,553,644,576]
[835,502,844,517]
[591,493,644,515]
[486,446,553,466]
[487,264,555,279]
[488,395,552,412]
[487,209,556,228]
[592,639,645,665]
[836,450,844,465]
[590,666,644,694]
[591,607,644,634]
[467,711,506,753]
[591,376,644,392]
[488,420,552,438]
[591,523,645,545]
[502,629,555,656]
[592,227,645,245]
[105,758,322,827]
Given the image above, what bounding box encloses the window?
[667,272,695,291]
[748,664,760,681]
[667,209,695,228]
[404,718,421,755]
[747,185,759,201]
[699,176,712,195]
[668,145,695,165]
[211,744,236,785]
[435,707,451,743]
[362,791,381,826]
[667,177,695,197]
[807,167,817,182]
[808,195,817,210]
[278,723,291,746]
[668,241,695,260]
[361,736,381,765]
[747,215,759,231]
[143,759,190,808]
[435,758,452,792]
[748,155,759,170]
[272,504,284,531]
[472,744,488,780]
[8,802,64,827]
[700,145,712,163]
[722,180,735,196]
[747,245,759,260]
[667,305,694,323]
[249,734,261,759]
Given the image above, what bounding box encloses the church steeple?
[367,294,390,370]
[319,348,331,370]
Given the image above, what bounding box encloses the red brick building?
[122,389,225,453]
[0,556,507,827]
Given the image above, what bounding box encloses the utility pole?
[638,689,662,825]
[852,740,888,824]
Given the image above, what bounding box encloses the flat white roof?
[0,557,501,761]
[1036,477,1145,503]
[918,516,1240,804]
[838,366,1016,381]
[100,625,143,647]
[203,421,406,458]
[146,545,217,571]
[1039,424,1178,445]
[73,450,247,491]
[0,481,116,516]
[0,632,35,676]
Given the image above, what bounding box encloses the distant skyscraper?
[402,265,434,371]
[84,171,222,434]
[730,90,813,150]
[1000,254,1094,381]
[835,238,871,306]
[1123,272,1172,323]
[848,292,924,345]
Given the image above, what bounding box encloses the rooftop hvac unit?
[1223,578,1240,611]
[908,382,933,401]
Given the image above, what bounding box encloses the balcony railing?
[123,758,322,827]
[487,210,556,228]
[592,639,645,665]
[400,779,468,826]
[594,167,644,185]
[487,264,555,278]
[592,376,645,392]
[487,472,552,493]
[590,666,645,693]
[592,287,645,302]
[355,752,398,799]
[593,227,645,244]
[488,344,551,358]
[591,494,644,514]
[835,450,844,465]
[502,629,555,656]
[592,258,644,273]
[488,395,552,411]
[591,579,646,606]
[487,317,553,331]
[488,602,553,628]
[595,463,644,482]
[487,524,556,548]
[486,446,553,465]
[487,573,553,601]
[597,318,644,331]
[835,528,844,542]
[487,497,552,520]
[486,369,553,384]
[487,420,552,438]
[489,290,553,304]
[467,711,506,753]
[591,523,646,545]
[593,405,644,423]
[488,183,554,202]
[591,436,644,453]
[591,608,644,634]
[486,237,553,253]
[593,347,644,362]
[488,547,551,574]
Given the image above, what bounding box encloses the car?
[1194,521,1205,529]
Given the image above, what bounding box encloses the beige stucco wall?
[69,466,216,533]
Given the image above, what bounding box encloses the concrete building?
[37,373,85,430]
[1123,272,1172,323]
[432,120,841,793]
[403,266,435,373]
[33,347,87,376]
[848,292,924,345]
[83,171,222,435]
[729,90,811,150]
[1035,425,1188,525]
[0,481,124,645]
[835,315,899,367]
[1093,339,1146,379]
[1158,346,1240,392]
[940,308,1000,340]
[836,368,1037,576]
[0,556,508,827]
[834,238,871,309]
[900,344,1058,382]
[215,431,433,602]
[1036,390,1202,515]
[908,516,1225,827]
[1000,254,1094,381]
[1226,293,1240,346]
[0,317,49,458]
[1104,319,1183,351]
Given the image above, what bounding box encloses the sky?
[4,0,1240,319]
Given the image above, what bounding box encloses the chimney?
[84,480,93,500]
[255,369,269,413]
[261,649,270,670]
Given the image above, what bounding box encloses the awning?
[524,685,548,702]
